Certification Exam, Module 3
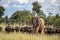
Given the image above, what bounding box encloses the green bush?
[54,18,60,28]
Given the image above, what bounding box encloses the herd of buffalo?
[0,16,60,34]
[0,24,60,34]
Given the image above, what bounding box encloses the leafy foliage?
[10,10,32,24]
[32,2,46,19]
[32,2,41,13]
[0,6,5,19]
[54,18,60,28]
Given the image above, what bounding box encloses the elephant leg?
[40,25,44,34]
[35,26,39,33]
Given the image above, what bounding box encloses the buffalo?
[44,27,55,34]
[15,26,20,32]
[5,25,11,33]
[11,27,14,32]
[20,26,33,33]
[55,28,60,34]
[44,27,60,34]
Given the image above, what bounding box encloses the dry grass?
[0,23,60,40]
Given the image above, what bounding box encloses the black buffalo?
[20,26,34,33]
[5,26,11,33]
[44,27,60,34]
[15,26,20,32]
[11,27,14,32]
[55,28,60,34]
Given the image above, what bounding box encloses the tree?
[32,2,41,13]
[10,10,32,25]
[0,6,5,19]
[55,13,60,19]
[48,13,52,17]
[47,13,53,25]
[54,18,60,28]
[52,13,60,27]
[0,6,5,23]
[45,13,60,27]
[4,15,8,24]
[32,2,46,19]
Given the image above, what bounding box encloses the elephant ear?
[35,17,40,25]
[32,17,36,24]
